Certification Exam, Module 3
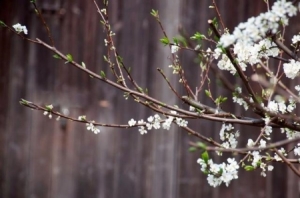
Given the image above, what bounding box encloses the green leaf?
[160,37,169,45]
[190,32,206,41]
[265,153,272,161]
[221,97,227,103]
[196,142,207,149]
[117,56,123,63]
[218,168,223,175]
[78,115,86,121]
[205,90,211,98]
[123,92,130,100]
[137,86,143,93]
[215,96,227,105]
[103,0,108,6]
[65,54,73,63]
[207,28,212,37]
[45,104,53,110]
[244,165,255,171]
[81,62,86,68]
[212,17,218,28]
[173,36,188,47]
[188,147,197,152]
[53,54,61,59]
[0,20,6,27]
[100,70,106,78]
[201,151,209,163]
[213,35,219,42]
[150,9,158,17]
[103,55,108,62]
[100,20,105,26]
[173,37,179,45]
[30,0,36,3]
[19,98,29,105]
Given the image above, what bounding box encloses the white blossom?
[100,8,107,15]
[189,106,195,112]
[247,139,255,147]
[292,34,300,44]
[43,111,52,119]
[171,45,180,53]
[274,147,286,161]
[259,139,266,148]
[267,100,278,112]
[268,165,274,171]
[264,126,273,136]
[294,144,300,156]
[128,118,136,126]
[278,102,287,114]
[78,115,86,121]
[283,60,300,79]
[251,151,261,167]
[13,23,28,34]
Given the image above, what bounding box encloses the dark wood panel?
[0,0,299,198]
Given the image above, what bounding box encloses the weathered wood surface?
[0,0,299,197]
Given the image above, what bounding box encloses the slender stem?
[32,2,54,46]
[274,148,300,177]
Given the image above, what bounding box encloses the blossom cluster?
[246,143,274,176]
[128,111,188,135]
[43,104,53,119]
[272,148,286,162]
[266,98,296,113]
[78,115,100,134]
[214,0,297,75]
[232,87,251,110]
[213,39,280,75]
[86,122,100,134]
[197,157,239,187]
[219,0,297,47]
[219,123,239,150]
[250,151,274,177]
[281,127,300,139]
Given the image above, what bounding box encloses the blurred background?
[0,0,300,198]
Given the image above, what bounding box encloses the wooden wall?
[0,0,299,197]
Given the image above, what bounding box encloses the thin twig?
[211,0,226,31]
[274,148,300,177]
[32,2,54,46]
[157,68,182,100]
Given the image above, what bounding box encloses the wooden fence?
[0,0,299,197]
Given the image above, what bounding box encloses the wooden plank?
[1,0,300,197]
[0,1,32,197]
